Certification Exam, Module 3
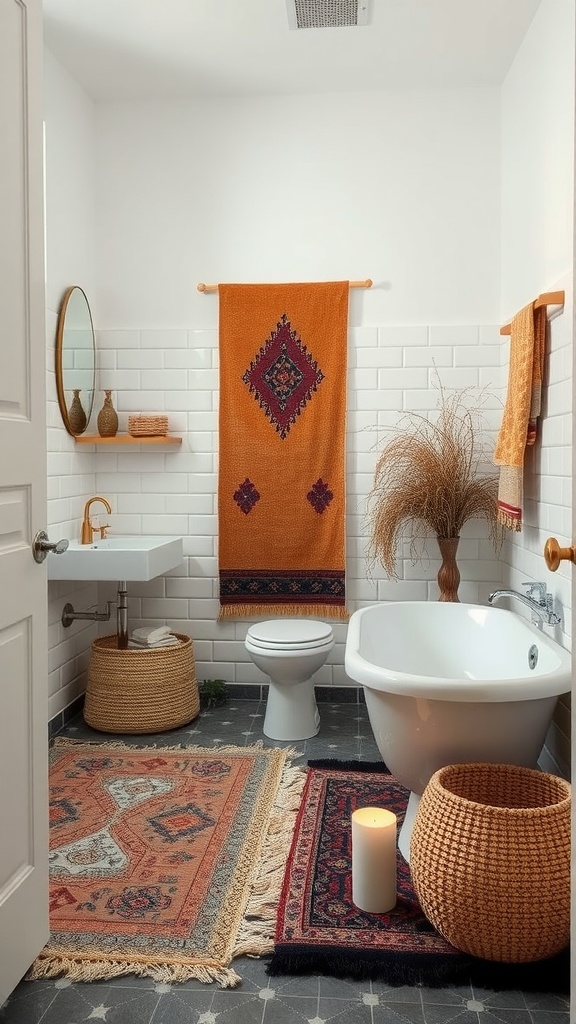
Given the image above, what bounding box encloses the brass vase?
[97,390,118,437]
[68,389,87,434]
[437,536,460,602]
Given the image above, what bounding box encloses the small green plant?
[199,678,228,708]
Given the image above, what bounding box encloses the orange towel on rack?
[493,301,546,531]
[217,281,349,619]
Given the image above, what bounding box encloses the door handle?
[544,536,576,572]
[33,530,69,564]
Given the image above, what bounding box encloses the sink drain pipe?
[117,582,128,649]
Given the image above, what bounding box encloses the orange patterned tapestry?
[218,281,349,619]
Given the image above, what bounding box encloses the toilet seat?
[247,618,333,646]
[246,635,333,652]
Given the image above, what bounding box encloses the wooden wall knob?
[544,537,576,572]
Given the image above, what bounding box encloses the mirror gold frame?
[55,285,96,436]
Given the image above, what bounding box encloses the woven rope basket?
[84,633,199,734]
[410,763,571,963]
[128,414,169,437]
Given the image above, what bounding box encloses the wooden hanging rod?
[499,291,565,335]
[197,279,373,293]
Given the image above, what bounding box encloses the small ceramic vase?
[97,390,118,437]
[68,389,87,434]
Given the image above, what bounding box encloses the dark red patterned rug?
[267,761,569,993]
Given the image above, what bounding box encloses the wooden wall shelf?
[75,435,182,446]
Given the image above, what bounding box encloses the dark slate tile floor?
[1,697,570,1024]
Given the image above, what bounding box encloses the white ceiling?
[42,0,542,102]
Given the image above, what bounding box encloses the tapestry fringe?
[496,509,522,532]
[26,954,241,988]
[232,757,308,959]
[219,604,349,621]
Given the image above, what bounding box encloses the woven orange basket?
[128,414,169,437]
[410,762,571,963]
[84,633,199,734]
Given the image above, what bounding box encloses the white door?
[0,0,50,1004]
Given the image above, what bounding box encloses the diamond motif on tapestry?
[148,803,215,843]
[242,313,324,439]
[233,478,260,514]
[307,479,333,514]
[264,353,303,404]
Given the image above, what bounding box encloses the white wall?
[75,89,502,694]
[45,82,504,706]
[44,14,573,777]
[501,0,574,315]
[44,51,99,725]
[44,50,97,314]
[500,0,574,777]
[94,90,500,328]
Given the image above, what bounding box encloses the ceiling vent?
[286,0,369,29]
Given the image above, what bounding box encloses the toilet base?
[263,678,320,741]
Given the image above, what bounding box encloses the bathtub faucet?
[488,582,561,626]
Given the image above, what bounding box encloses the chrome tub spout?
[488,582,561,626]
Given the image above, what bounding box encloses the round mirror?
[55,286,96,436]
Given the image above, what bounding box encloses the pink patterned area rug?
[29,739,306,988]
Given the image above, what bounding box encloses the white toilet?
[245,619,334,741]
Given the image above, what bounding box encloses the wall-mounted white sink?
[47,536,184,581]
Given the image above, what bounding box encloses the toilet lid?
[248,619,333,644]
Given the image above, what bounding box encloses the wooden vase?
[437,536,460,602]
[97,390,118,437]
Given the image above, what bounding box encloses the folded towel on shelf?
[493,301,547,531]
[131,626,173,643]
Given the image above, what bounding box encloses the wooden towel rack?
[499,291,565,335]
[197,279,373,293]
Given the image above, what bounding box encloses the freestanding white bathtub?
[344,601,571,860]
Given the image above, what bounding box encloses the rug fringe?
[232,757,308,959]
[51,737,303,758]
[308,759,389,773]
[26,954,241,988]
[219,604,349,621]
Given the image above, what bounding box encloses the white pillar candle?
[351,806,397,913]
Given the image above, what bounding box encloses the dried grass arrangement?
[367,384,501,599]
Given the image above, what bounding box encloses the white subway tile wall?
[47,307,571,774]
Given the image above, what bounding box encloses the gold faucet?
[81,496,112,544]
